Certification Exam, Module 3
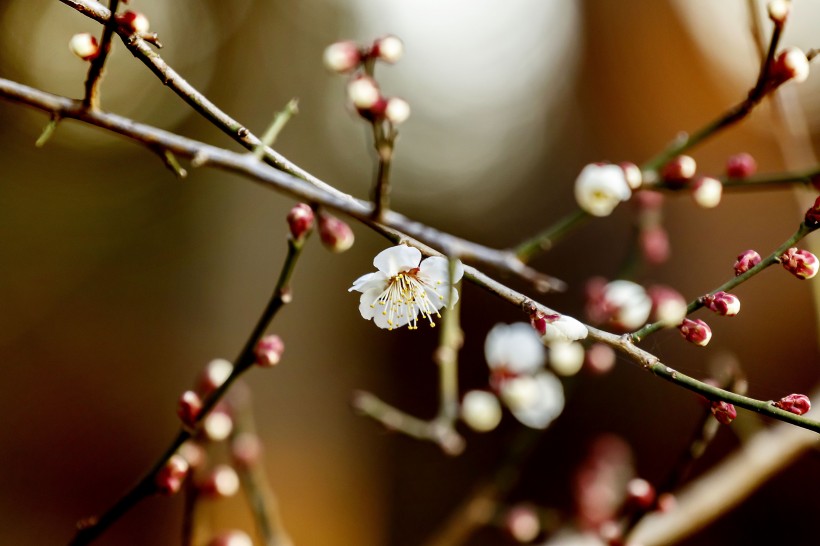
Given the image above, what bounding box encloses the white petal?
[605,280,651,330]
[541,315,588,343]
[484,323,545,374]
[373,245,421,276]
[358,288,382,320]
[349,271,387,293]
[507,372,564,429]
[574,164,632,217]
[419,255,464,284]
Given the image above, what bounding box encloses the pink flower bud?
[702,291,740,316]
[178,390,203,428]
[734,249,762,276]
[678,318,712,346]
[710,400,737,425]
[661,155,696,187]
[323,40,362,73]
[780,247,819,279]
[648,285,687,326]
[372,35,404,64]
[626,478,656,509]
[584,343,616,375]
[231,432,263,467]
[639,225,670,265]
[116,11,150,34]
[155,454,189,495]
[691,176,722,208]
[69,33,99,61]
[774,393,811,415]
[206,531,253,546]
[503,504,541,543]
[318,211,354,252]
[198,464,240,498]
[384,97,410,125]
[768,0,791,25]
[771,47,810,85]
[254,334,284,367]
[287,203,314,241]
[726,152,757,178]
[620,162,642,190]
[804,195,820,227]
[634,190,664,210]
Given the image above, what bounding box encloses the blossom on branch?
[574,164,632,217]
[774,393,811,415]
[734,249,762,276]
[530,311,588,343]
[780,247,819,280]
[679,318,712,346]
[349,245,463,330]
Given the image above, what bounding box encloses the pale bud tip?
[461,390,502,432]
[323,41,361,74]
[69,33,99,61]
[692,176,722,208]
[767,0,791,24]
[385,97,411,125]
[373,35,404,64]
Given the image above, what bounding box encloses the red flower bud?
[626,478,656,509]
[774,393,811,415]
[116,11,150,34]
[702,291,740,316]
[639,225,670,265]
[371,35,404,64]
[155,454,189,495]
[287,203,314,241]
[726,152,757,179]
[710,400,737,425]
[323,40,362,73]
[734,249,761,276]
[804,195,820,228]
[771,47,810,85]
[318,211,354,252]
[177,390,203,428]
[198,464,240,498]
[679,318,712,346]
[69,33,99,61]
[254,334,284,367]
[780,247,819,279]
[661,155,696,187]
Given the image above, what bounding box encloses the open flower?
[349,245,463,330]
[574,164,632,217]
[485,322,545,376]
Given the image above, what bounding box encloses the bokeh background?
[1,0,820,544]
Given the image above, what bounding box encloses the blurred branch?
[81,0,119,109]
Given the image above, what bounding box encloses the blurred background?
[1,0,820,544]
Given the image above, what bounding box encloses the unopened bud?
[372,35,404,64]
[626,478,656,509]
[254,334,284,367]
[198,359,233,396]
[774,393,811,415]
[116,11,150,34]
[804,195,820,227]
[691,176,722,208]
[634,190,664,210]
[155,454,189,495]
[710,400,737,425]
[178,390,203,428]
[768,0,791,25]
[772,47,810,85]
[385,97,411,125]
[177,440,206,469]
[648,285,687,326]
[503,504,541,543]
[780,247,819,279]
[69,33,99,61]
[318,211,354,252]
[287,203,314,241]
[734,249,762,276]
[702,291,740,316]
[620,162,642,190]
[199,464,240,498]
[203,408,233,442]
[679,318,712,346]
[461,390,502,432]
[323,40,361,73]
[585,343,616,375]
[549,340,585,377]
[661,155,696,187]
[231,432,263,467]
[639,225,670,265]
[347,75,382,110]
[206,531,253,546]
[726,152,757,179]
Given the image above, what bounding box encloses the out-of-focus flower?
[485,322,545,376]
[206,531,253,546]
[772,47,810,84]
[69,33,99,61]
[648,285,687,326]
[499,371,564,429]
[372,35,404,63]
[155,454,189,495]
[620,162,642,190]
[254,334,284,367]
[503,504,541,543]
[587,278,652,331]
[323,40,362,73]
[734,249,762,276]
[768,0,791,25]
[774,393,811,415]
[660,155,696,186]
[780,247,819,279]
[640,225,670,265]
[461,390,502,432]
[804,195,820,227]
[385,97,411,124]
[549,340,585,377]
[585,343,617,375]
[691,176,722,208]
[116,11,150,34]
[574,164,632,217]
[347,75,382,110]
[198,465,240,498]
[726,152,757,178]
[178,390,202,428]
[349,245,463,330]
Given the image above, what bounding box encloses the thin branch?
[82,0,120,110]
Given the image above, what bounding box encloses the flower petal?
[373,245,421,276]
[349,271,387,293]
[506,372,564,429]
[358,288,382,320]
[485,323,545,373]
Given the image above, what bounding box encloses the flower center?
[372,269,443,330]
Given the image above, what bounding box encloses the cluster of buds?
[774,393,811,415]
[324,36,411,125]
[734,249,762,276]
[780,247,819,279]
[660,155,726,208]
[702,291,740,316]
[710,400,737,425]
[679,318,712,346]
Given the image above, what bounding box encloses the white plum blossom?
[349,245,463,330]
[500,372,565,429]
[461,390,503,432]
[548,340,585,377]
[532,313,589,343]
[574,164,632,217]
[485,322,545,375]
